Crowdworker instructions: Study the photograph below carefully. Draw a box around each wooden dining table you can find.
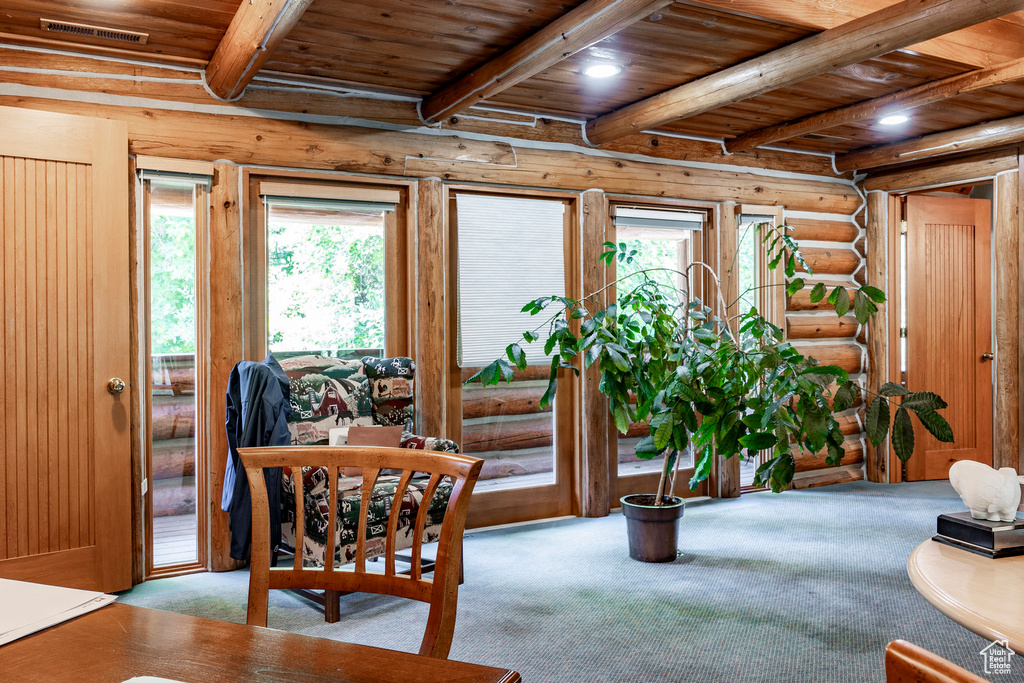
[1,602,522,682]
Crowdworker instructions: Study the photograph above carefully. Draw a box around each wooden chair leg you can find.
[324,589,341,623]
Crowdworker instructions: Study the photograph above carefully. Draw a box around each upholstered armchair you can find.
[274,354,460,570]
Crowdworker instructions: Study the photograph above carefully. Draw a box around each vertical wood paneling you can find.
[25,158,39,556]
[0,156,98,560]
[65,162,81,551]
[56,162,69,551]
[45,160,59,552]
[81,163,94,546]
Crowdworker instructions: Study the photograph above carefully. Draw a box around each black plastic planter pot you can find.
[621,494,685,562]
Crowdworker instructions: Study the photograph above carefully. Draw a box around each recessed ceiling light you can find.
[583,64,622,78]
[879,114,909,125]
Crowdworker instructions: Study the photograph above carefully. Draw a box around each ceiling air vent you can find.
[40,18,149,45]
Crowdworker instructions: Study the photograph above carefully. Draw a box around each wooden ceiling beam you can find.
[835,113,1024,171]
[684,0,1024,68]
[205,0,315,101]
[726,57,1024,153]
[418,0,674,124]
[584,0,1024,146]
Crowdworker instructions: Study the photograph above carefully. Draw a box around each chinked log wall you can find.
[0,44,867,558]
[782,214,869,489]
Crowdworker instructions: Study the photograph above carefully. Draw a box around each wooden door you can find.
[0,106,132,591]
[904,195,992,481]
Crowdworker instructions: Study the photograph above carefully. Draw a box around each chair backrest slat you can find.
[240,445,482,659]
[385,469,416,577]
[410,472,443,582]
[293,468,304,571]
[324,465,338,572]
[355,467,381,572]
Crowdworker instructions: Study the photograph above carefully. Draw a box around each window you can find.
[612,206,705,478]
[258,183,399,359]
[734,210,783,488]
[143,171,209,573]
[456,193,568,492]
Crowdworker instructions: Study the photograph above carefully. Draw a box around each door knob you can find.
[107,377,126,394]
[981,352,995,362]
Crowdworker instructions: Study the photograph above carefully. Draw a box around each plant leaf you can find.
[739,432,776,451]
[879,382,909,397]
[865,397,890,446]
[786,278,805,297]
[809,282,827,303]
[900,391,947,411]
[832,286,850,317]
[913,409,954,443]
[891,406,915,463]
[832,381,860,413]
[506,343,526,370]
[859,285,887,303]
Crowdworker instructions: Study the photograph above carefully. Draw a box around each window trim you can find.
[244,173,413,362]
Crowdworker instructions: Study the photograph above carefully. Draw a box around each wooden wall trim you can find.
[865,191,889,483]
[718,202,741,498]
[208,162,244,572]
[580,189,610,517]
[415,179,447,438]
[994,170,1020,471]
[128,157,145,584]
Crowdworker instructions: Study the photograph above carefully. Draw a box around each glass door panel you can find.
[147,179,203,572]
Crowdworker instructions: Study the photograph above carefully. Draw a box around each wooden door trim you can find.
[445,189,580,528]
[875,168,1020,480]
[241,169,413,360]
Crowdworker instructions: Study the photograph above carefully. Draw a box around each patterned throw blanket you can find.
[280,466,454,567]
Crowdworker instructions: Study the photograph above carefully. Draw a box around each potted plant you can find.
[467,223,953,562]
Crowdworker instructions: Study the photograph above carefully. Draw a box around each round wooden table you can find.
[908,539,1024,651]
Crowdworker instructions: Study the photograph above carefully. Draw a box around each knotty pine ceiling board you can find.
[0,0,238,59]
[263,0,587,93]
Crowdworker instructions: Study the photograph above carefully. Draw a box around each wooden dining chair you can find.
[239,445,483,659]
[885,640,988,683]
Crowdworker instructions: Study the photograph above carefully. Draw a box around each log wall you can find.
[783,211,869,486]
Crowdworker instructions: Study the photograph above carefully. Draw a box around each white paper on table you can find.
[0,577,117,646]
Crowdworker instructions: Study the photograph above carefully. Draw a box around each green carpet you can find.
[120,480,1023,682]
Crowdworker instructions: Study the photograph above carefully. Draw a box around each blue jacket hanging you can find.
[222,353,291,561]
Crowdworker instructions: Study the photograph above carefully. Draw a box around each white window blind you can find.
[613,206,704,231]
[457,194,566,367]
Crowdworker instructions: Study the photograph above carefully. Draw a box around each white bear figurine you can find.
[948,461,1022,523]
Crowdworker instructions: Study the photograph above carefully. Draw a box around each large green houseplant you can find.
[468,223,952,561]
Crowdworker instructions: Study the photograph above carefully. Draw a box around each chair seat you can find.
[281,466,454,568]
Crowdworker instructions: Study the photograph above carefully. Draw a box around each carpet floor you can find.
[121,480,1022,682]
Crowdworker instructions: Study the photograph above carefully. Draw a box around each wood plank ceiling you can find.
[4,0,1024,161]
